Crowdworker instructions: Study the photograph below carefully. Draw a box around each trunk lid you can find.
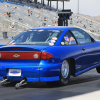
[0,45,50,51]
[0,45,51,62]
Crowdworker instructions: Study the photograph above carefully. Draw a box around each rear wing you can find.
[0,44,6,47]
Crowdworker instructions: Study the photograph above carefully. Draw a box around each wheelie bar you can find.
[15,79,27,89]
[0,79,11,85]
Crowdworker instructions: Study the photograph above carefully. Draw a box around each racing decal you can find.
[70,37,75,41]
[49,42,54,46]
[50,39,56,43]
[64,41,69,45]
[61,42,64,45]
[52,37,58,40]
[69,37,76,45]
[64,36,69,41]
[69,41,76,45]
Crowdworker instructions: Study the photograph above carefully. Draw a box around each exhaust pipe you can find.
[0,79,11,85]
[15,79,27,89]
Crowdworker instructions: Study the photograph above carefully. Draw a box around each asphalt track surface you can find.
[0,39,100,100]
[0,68,100,100]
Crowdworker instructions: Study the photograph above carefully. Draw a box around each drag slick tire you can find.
[47,60,71,86]
[96,67,100,73]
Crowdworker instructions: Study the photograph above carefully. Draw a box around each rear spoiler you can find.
[0,44,6,47]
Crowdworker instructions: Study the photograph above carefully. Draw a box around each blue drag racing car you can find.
[0,26,100,87]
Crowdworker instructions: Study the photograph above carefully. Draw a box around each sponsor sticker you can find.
[64,37,69,41]
[72,41,76,44]
[49,42,54,46]
[50,40,56,43]
[61,42,64,45]
[52,37,58,40]
[65,41,69,45]
[70,37,75,41]
[69,41,76,45]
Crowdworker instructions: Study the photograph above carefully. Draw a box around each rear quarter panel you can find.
[41,45,82,74]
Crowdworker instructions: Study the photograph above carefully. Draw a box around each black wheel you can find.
[59,60,71,85]
[96,67,100,73]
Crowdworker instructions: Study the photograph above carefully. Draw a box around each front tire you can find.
[59,60,71,85]
[96,67,100,73]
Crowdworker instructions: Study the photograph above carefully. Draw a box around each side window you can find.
[70,28,92,44]
[61,31,77,46]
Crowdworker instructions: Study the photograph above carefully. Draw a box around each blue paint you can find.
[0,77,3,80]
[27,78,39,82]
[0,27,100,83]
[27,76,59,82]
[40,76,59,82]
[75,63,100,76]
[0,44,6,47]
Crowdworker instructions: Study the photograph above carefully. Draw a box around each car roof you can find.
[28,26,77,31]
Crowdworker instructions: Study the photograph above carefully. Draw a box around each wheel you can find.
[96,67,100,73]
[47,60,71,86]
[59,60,71,85]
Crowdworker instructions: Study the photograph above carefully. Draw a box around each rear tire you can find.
[59,60,71,85]
[47,60,71,86]
[96,67,100,73]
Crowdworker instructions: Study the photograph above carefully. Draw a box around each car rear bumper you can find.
[0,63,62,82]
[0,76,59,82]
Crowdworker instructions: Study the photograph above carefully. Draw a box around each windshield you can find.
[7,29,63,46]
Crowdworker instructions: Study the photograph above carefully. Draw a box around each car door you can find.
[60,30,82,72]
[70,28,100,70]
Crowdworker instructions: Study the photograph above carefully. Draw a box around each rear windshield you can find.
[7,29,63,46]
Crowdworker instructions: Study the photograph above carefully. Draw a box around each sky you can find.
[38,0,100,16]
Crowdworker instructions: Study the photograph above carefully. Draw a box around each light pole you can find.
[77,0,79,18]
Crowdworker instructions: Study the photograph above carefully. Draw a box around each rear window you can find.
[7,29,63,46]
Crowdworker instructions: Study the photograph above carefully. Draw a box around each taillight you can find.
[0,53,4,59]
[41,52,53,60]
[0,53,2,58]
[0,51,53,60]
